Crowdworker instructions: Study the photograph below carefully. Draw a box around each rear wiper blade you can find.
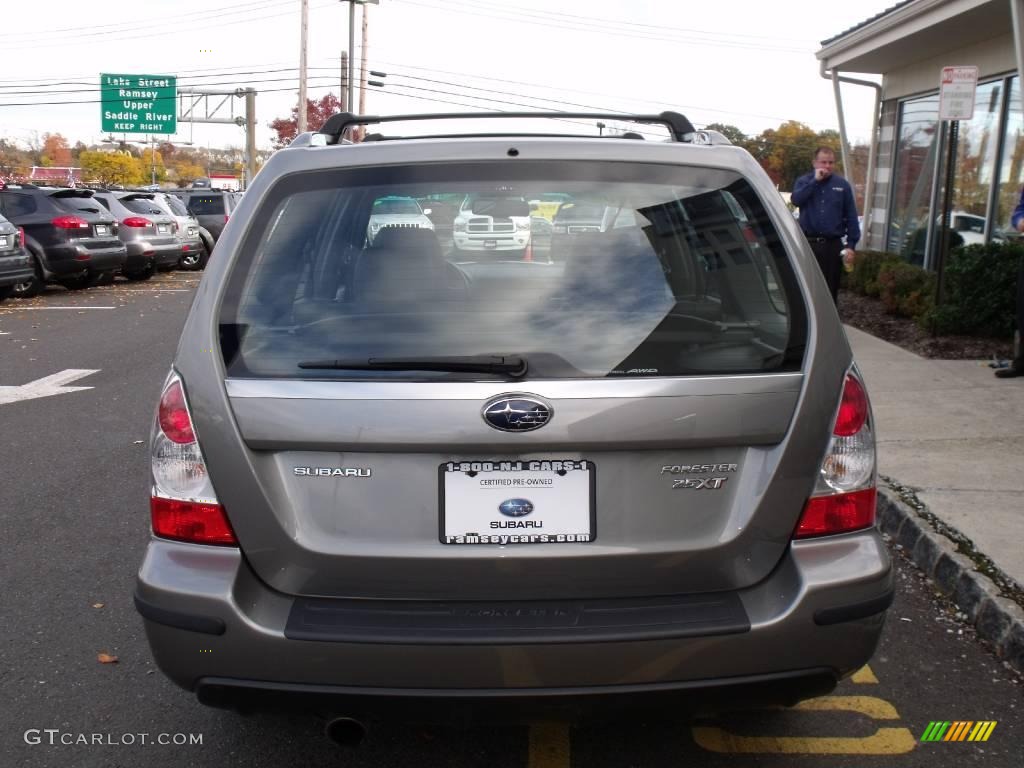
[298,355,528,376]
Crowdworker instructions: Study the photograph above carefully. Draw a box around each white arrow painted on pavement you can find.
[0,369,101,405]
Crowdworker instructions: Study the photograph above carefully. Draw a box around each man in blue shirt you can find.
[791,147,861,304]
[995,189,1024,377]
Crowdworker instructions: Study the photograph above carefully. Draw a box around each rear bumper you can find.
[47,243,127,274]
[193,669,839,722]
[135,529,893,712]
[125,240,181,269]
[0,255,33,287]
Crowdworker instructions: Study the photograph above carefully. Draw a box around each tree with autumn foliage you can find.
[269,93,345,148]
[40,132,72,167]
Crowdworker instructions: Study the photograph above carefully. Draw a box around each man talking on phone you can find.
[791,146,861,305]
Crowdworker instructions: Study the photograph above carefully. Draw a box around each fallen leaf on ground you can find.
[92,603,104,609]
[97,653,118,664]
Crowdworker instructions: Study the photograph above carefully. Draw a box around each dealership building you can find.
[817,0,1024,267]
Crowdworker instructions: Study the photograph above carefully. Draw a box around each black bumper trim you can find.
[195,668,838,720]
[134,593,226,636]
[813,589,895,626]
[285,592,750,645]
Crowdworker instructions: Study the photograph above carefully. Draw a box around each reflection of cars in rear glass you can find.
[452,194,531,257]
[366,196,434,244]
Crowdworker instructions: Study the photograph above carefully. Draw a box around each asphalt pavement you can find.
[0,274,1020,767]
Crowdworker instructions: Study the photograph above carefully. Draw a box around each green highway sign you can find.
[101,73,176,134]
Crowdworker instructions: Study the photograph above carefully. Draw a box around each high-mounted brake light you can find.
[150,372,237,546]
[794,369,877,539]
[51,215,89,229]
[122,217,152,228]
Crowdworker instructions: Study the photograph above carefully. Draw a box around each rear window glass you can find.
[372,197,422,215]
[162,195,189,216]
[53,195,106,215]
[119,197,165,216]
[187,195,225,215]
[2,193,38,217]
[219,161,806,380]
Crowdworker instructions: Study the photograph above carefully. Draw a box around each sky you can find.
[0,0,896,155]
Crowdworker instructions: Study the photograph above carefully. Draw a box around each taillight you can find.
[794,369,877,539]
[150,372,237,546]
[18,226,25,248]
[122,217,152,228]
[224,214,230,224]
[150,497,237,546]
[51,215,89,230]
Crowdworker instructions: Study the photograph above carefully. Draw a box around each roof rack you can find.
[316,111,698,145]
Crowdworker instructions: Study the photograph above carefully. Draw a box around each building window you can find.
[996,75,1023,234]
[888,93,940,264]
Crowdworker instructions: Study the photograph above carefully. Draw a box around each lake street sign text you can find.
[101,73,176,134]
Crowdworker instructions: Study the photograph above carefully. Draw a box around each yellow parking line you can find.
[794,696,899,720]
[528,722,570,768]
[851,665,879,684]
[692,726,917,755]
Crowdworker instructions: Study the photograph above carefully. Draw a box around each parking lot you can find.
[0,273,1020,767]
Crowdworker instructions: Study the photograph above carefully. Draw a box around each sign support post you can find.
[934,65,978,319]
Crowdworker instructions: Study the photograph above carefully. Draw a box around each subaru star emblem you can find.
[498,498,535,517]
[482,396,552,432]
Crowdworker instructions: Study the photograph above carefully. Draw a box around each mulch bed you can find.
[837,289,1014,361]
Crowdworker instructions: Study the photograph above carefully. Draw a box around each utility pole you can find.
[245,88,257,189]
[150,134,156,186]
[358,2,369,117]
[298,0,309,133]
[340,50,349,110]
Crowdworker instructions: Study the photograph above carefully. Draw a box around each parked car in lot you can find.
[366,195,434,245]
[92,191,182,279]
[0,211,33,302]
[136,111,889,737]
[452,192,532,257]
[167,189,241,245]
[0,183,126,296]
[126,191,208,270]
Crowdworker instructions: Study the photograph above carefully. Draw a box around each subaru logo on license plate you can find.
[498,498,534,517]
[482,396,552,432]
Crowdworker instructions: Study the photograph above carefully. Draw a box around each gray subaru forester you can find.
[136,111,891,737]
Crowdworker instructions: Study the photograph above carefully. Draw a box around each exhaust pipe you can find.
[324,716,367,747]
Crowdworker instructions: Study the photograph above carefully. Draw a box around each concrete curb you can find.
[877,485,1024,674]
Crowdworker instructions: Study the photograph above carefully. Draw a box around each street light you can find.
[339,0,379,113]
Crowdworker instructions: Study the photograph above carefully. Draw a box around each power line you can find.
[391,0,814,54]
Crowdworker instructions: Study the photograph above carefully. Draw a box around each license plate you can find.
[157,224,170,234]
[94,225,108,236]
[483,239,497,248]
[440,460,594,545]
[0,235,8,249]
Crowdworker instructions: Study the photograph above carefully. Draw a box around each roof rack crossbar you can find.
[317,111,696,145]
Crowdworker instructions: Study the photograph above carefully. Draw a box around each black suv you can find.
[0,211,33,302]
[166,189,241,245]
[0,183,127,297]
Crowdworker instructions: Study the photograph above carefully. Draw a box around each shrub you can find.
[876,262,936,321]
[846,250,902,297]
[925,242,1020,337]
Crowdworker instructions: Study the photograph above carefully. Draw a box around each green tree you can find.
[79,150,143,186]
[704,123,748,146]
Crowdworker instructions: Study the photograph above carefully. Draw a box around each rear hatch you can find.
[0,216,21,258]
[116,194,178,246]
[48,190,121,249]
[190,155,830,601]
